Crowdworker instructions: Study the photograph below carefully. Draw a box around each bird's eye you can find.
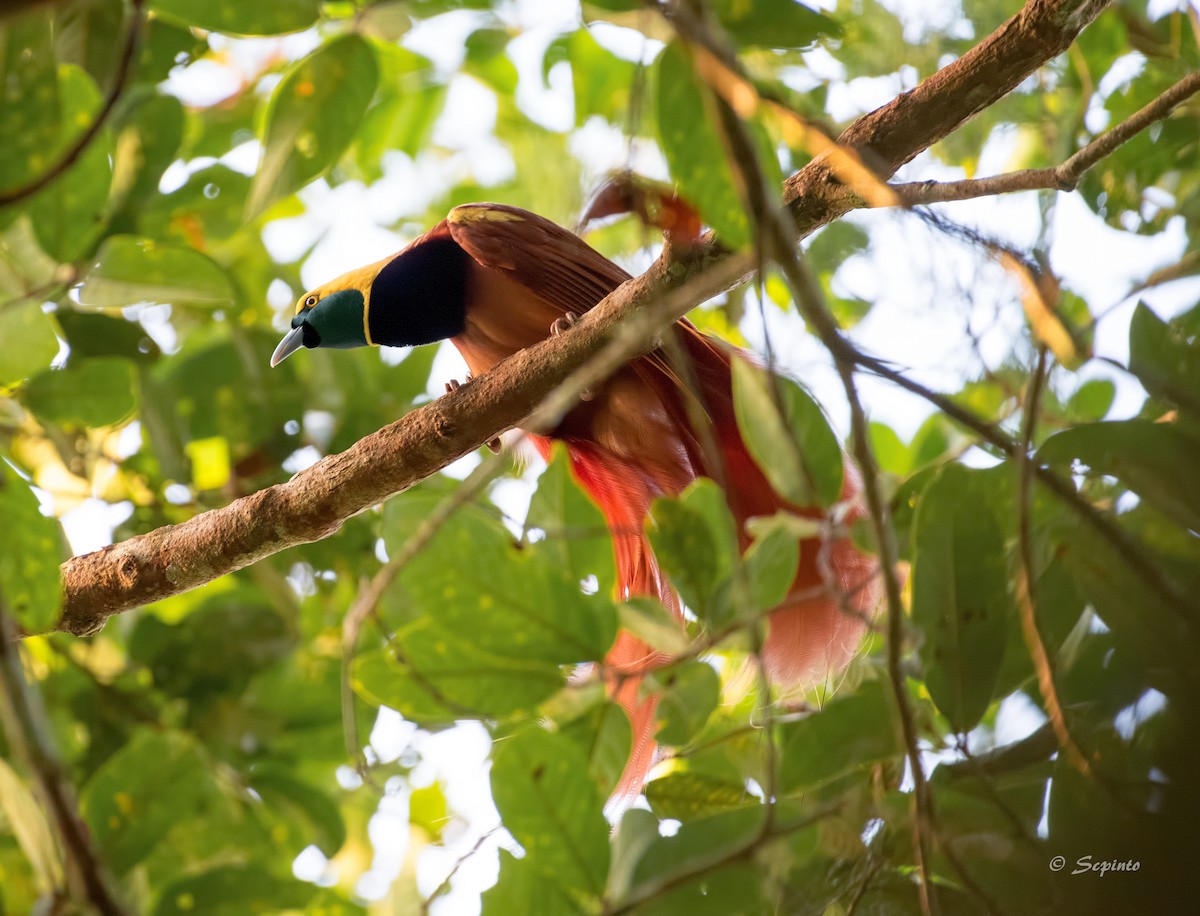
[304,295,318,307]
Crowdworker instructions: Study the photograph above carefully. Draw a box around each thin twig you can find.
[887,71,1200,206]
[0,605,127,914]
[603,803,842,915]
[0,0,146,208]
[1014,347,1092,777]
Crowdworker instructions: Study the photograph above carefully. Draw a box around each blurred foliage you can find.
[0,0,1199,913]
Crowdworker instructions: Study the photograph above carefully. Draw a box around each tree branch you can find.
[785,0,1113,230]
[52,0,1115,634]
[0,604,127,913]
[888,70,1200,206]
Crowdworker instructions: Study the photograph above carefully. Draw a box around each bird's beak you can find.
[270,326,305,367]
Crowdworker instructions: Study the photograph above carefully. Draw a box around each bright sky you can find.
[52,0,1200,911]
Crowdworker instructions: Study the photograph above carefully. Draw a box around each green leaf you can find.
[647,478,738,622]
[78,236,235,308]
[1040,420,1200,534]
[248,771,346,856]
[911,464,1011,732]
[57,312,159,364]
[24,357,137,428]
[27,64,112,261]
[149,0,322,36]
[352,628,565,723]
[743,513,801,612]
[732,357,844,507]
[152,865,316,916]
[1128,302,1200,417]
[482,850,580,916]
[110,91,185,218]
[558,699,633,798]
[0,458,63,632]
[618,596,690,655]
[0,16,60,201]
[551,27,638,127]
[625,806,769,909]
[654,661,721,746]
[645,770,753,821]
[0,301,59,385]
[1064,378,1115,423]
[490,728,610,902]
[382,487,617,665]
[655,41,780,249]
[0,759,60,894]
[526,442,616,596]
[777,680,901,792]
[81,729,212,875]
[869,421,911,475]
[246,34,379,217]
[711,0,840,49]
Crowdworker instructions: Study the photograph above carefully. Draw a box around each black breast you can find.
[368,232,471,347]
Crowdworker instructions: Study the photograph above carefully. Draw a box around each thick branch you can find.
[55,0,1113,633]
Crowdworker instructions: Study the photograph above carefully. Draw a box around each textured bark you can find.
[54,0,1111,636]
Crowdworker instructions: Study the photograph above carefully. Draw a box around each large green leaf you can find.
[655,41,781,250]
[1128,302,1200,418]
[647,478,738,623]
[526,442,616,596]
[776,679,901,792]
[0,301,59,385]
[710,0,840,49]
[1040,420,1200,534]
[654,661,722,746]
[78,236,235,308]
[911,464,1011,732]
[352,628,566,723]
[27,64,111,260]
[149,0,322,36]
[490,728,610,903]
[0,15,60,204]
[81,729,212,875]
[24,357,137,428]
[0,457,63,632]
[732,357,843,508]
[246,35,379,216]
[383,485,617,665]
[152,865,317,916]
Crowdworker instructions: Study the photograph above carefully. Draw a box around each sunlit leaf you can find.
[0,457,63,632]
[24,357,137,428]
[246,34,378,216]
[78,236,235,308]
[491,728,610,902]
[149,0,322,36]
[732,358,843,507]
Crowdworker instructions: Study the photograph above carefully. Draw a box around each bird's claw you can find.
[444,375,502,453]
[550,313,580,337]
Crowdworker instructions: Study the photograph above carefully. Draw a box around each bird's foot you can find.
[548,315,595,401]
[443,376,501,453]
[549,313,580,337]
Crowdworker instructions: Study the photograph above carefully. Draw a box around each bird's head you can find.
[270,258,388,367]
[270,236,470,368]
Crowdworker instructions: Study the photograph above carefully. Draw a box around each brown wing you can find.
[447,203,632,318]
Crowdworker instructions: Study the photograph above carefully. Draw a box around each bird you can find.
[271,199,879,792]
